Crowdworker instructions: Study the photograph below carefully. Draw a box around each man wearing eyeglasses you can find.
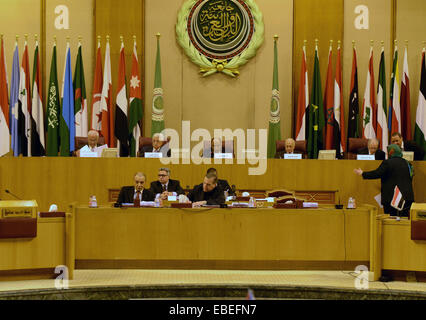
[116,172,155,205]
[149,167,185,200]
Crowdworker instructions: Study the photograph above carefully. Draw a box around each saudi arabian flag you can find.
[129,39,143,157]
[414,49,426,159]
[46,43,60,156]
[151,35,165,136]
[267,37,281,158]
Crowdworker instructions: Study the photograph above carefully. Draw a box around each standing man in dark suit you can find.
[116,172,155,205]
[354,144,414,217]
[206,167,234,195]
[357,138,386,160]
[188,173,225,207]
[149,167,185,200]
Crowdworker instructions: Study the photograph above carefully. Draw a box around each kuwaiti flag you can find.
[10,41,20,156]
[377,46,388,153]
[73,39,88,137]
[0,36,9,156]
[389,45,401,135]
[391,185,405,211]
[324,42,334,150]
[18,39,32,156]
[400,46,412,140]
[100,39,114,147]
[295,43,308,141]
[362,46,376,139]
[129,38,143,157]
[59,42,75,156]
[414,48,426,160]
[31,39,45,156]
[333,42,345,154]
[91,38,103,132]
[114,41,129,157]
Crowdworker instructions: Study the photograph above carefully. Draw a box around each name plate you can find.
[357,154,375,160]
[214,153,233,159]
[145,152,163,158]
[80,150,98,158]
[284,154,302,160]
[168,196,177,202]
[416,211,426,220]
[2,208,33,218]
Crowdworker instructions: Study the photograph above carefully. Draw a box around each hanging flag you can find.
[59,42,75,156]
[46,41,60,156]
[74,39,88,137]
[18,38,32,156]
[348,44,360,140]
[333,41,345,155]
[0,36,9,156]
[267,36,281,158]
[389,44,401,135]
[91,37,103,133]
[115,39,129,157]
[414,48,426,160]
[151,34,165,136]
[100,37,114,147]
[324,41,334,150]
[10,40,20,156]
[307,41,325,159]
[377,44,388,153]
[362,44,376,139]
[129,37,143,157]
[295,42,309,141]
[400,45,412,141]
[31,37,45,156]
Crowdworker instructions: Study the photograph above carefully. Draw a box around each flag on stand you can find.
[0,36,9,156]
[400,46,412,140]
[59,42,75,156]
[46,41,60,156]
[377,45,388,153]
[100,38,114,147]
[389,44,401,135]
[74,39,88,137]
[267,36,281,158]
[129,37,143,157]
[18,38,32,156]
[151,34,165,136]
[362,45,376,139]
[307,41,325,159]
[31,38,45,156]
[91,37,103,133]
[414,48,426,160]
[324,42,334,150]
[333,42,345,155]
[348,44,360,140]
[10,40,20,156]
[295,42,308,141]
[115,40,129,157]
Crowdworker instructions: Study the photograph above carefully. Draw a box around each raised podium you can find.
[0,200,38,239]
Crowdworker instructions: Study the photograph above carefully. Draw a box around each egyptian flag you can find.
[0,36,9,156]
[100,38,114,147]
[400,46,412,140]
[333,42,345,155]
[295,42,308,141]
[114,41,129,157]
[91,38,103,133]
[31,38,45,156]
[18,39,32,156]
[324,42,335,150]
[348,45,360,140]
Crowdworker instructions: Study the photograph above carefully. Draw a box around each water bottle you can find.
[89,195,97,208]
[347,197,354,209]
[155,197,160,208]
[248,197,255,208]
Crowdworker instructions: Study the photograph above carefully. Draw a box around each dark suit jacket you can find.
[149,179,185,195]
[404,140,425,161]
[217,179,234,195]
[139,145,171,157]
[357,147,386,160]
[116,186,155,204]
[187,184,225,205]
[362,157,414,205]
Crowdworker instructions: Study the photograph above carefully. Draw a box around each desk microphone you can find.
[5,189,22,200]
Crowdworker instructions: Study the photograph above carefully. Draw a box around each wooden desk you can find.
[73,204,373,270]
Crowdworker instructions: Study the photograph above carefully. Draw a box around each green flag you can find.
[46,44,60,156]
[151,35,165,136]
[307,44,325,159]
[73,42,88,137]
[129,40,143,157]
[267,38,281,158]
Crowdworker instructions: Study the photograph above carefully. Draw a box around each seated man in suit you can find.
[275,138,300,158]
[116,172,155,205]
[206,167,234,195]
[149,167,185,200]
[357,138,386,160]
[76,130,107,157]
[139,133,171,157]
[187,173,225,207]
[391,132,425,160]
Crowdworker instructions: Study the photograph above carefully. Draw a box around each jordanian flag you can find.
[115,41,129,157]
[414,48,426,160]
[377,46,388,153]
[46,42,60,156]
[151,35,165,136]
[31,39,45,156]
[74,40,88,137]
[267,37,281,158]
[0,36,9,157]
[129,38,143,157]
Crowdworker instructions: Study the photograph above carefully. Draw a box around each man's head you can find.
[87,130,99,148]
[152,133,165,150]
[285,138,296,154]
[391,132,403,148]
[158,167,170,185]
[212,137,222,153]
[203,173,218,193]
[134,172,146,192]
[206,167,217,177]
[368,138,379,155]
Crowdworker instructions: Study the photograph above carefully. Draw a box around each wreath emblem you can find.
[176,0,264,77]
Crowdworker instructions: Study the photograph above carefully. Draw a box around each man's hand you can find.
[192,201,207,207]
[160,192,168,200]
[353,168,363,176]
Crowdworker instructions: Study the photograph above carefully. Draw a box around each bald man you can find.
[77,130,108,157]
[116,172,155,205]
[275,138,299,158]
[357,138,385,160]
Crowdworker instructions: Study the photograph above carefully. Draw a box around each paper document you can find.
[374,193,383,208]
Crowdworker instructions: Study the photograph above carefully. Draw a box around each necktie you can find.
[134,191,141,207]
[162,184,167,192]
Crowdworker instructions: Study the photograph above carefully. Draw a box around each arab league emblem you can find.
[176,0,264,77]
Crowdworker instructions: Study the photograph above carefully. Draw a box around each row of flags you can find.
[268,40,426,159]
[0,36,165,157]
